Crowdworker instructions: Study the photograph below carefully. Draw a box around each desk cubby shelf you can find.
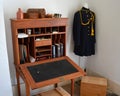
[11,18,68,65]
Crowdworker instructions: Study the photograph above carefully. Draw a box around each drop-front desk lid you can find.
[19,56,86,89]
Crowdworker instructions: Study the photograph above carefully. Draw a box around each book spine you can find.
[52,45,56,58]
[55,44,61,57]
[60,43,63,56]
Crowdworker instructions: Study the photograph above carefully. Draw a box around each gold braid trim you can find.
[80,10,95,36]
[91,14,94,36]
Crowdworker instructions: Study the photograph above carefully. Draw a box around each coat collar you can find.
[81,7,90,11]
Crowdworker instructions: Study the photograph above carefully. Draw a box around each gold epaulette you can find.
[80,10,95,36]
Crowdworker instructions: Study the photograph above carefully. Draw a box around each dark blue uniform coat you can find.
[73,7,96,56]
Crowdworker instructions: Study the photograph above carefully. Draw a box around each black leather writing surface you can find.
[27,59,78,82]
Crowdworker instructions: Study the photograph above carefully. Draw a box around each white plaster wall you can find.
[0,0,13,95]
[3,0,87,84]
[86,0,120,94]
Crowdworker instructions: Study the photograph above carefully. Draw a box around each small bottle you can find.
[27,29,31,35]
[16,8,23,19]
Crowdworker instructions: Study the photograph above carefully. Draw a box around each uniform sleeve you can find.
[73,12,81,46]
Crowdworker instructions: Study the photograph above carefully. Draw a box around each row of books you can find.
[52,43,64,58]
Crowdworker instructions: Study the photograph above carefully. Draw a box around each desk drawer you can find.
[35,39,52,47]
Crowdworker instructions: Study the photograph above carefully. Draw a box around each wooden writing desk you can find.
[17,56,85,96]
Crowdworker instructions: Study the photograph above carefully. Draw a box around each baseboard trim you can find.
[87,68,120,95]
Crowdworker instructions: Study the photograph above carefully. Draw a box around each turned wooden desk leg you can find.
[25,81,30,96]
[71,79,74,96]
[16,70,21,96]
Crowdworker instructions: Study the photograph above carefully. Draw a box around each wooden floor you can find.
[62,82,80,96]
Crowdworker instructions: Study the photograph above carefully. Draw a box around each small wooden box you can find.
[36,87,70,96]
[80,76,107,96]
[28,12,39,19]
